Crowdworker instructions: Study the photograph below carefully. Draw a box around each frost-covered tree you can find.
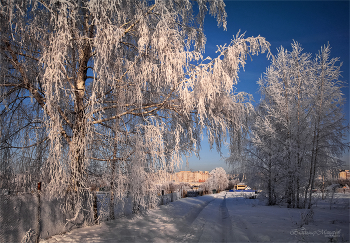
[247,42,349,208]
[207,167,228,191]
[250,42,314,206]
[0,0,270,221]
[303,44,349,208]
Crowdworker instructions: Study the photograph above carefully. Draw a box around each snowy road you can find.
[42,191,349,242]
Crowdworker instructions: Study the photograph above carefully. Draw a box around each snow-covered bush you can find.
[206,167,229,192]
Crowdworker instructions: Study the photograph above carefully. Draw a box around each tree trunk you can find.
[268,177,273,205]
[308,146,318,209]
[322,174,325,200]
[303,145,315,208]
[303,119,319,209]
[296,175,300,208]
[109,158,116,220]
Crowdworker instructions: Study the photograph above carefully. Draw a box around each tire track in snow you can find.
[195,195,223,243]
[180,193,234,243]
[220,193,233,242]
[179,197,214,242]
[231,214,259,242]
[174,196,215,242]
[227,197,260,242]
[183,197,215,226]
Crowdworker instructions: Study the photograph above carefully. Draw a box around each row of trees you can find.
[0,0,270,223]
[236,42,349,208]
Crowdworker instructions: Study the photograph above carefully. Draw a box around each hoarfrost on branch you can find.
[0,0,270,219]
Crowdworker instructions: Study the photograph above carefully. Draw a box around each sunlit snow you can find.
[41,191,349,242]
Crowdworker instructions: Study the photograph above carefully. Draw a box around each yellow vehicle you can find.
[235,183,247,190]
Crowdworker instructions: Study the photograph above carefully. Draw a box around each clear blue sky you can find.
[180,0,350,173]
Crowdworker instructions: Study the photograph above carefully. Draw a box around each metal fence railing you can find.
[0,189,181,242]
[0,187,98,243]
[0,192,61,243]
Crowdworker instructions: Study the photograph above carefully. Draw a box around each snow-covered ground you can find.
[41,192,349,242]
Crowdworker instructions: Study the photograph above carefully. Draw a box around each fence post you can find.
[161,190,164,205]
[36,182,41,243]
[109,191,115,221]
[93,192,98,224]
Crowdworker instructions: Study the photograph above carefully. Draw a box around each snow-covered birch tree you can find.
[247,42,349,208]
[253,42,313,207]
[0,0,270,221]
[303,43,349,208]
[206,167,228,191]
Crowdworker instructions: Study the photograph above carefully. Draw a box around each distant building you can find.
[168,171,210,183]
[316,168,341,181]
[339,170,350,180]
